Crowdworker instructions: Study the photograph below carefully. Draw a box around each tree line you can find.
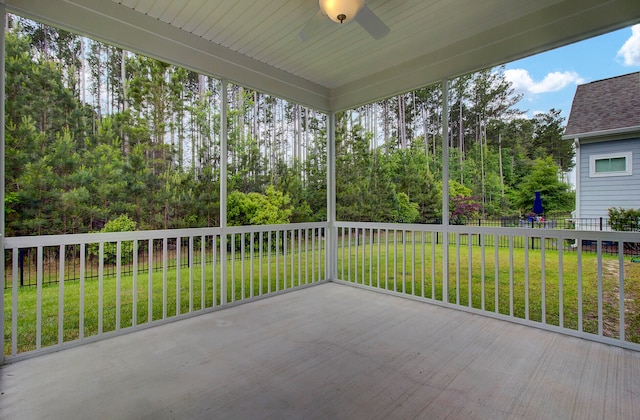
[4,16,574,237]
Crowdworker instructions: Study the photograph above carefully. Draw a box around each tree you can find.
[227,186,292,226]
[512,157,574,215]
[531,109,574,172]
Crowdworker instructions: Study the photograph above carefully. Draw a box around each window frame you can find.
[589,151,632,177]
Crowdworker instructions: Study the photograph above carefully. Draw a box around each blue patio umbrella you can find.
[533,191,544,215]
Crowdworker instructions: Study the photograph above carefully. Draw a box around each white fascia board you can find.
[562,126,640,141]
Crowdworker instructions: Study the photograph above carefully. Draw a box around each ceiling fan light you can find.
[319,0,365,24]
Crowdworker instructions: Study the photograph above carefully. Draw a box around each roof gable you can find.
[564,72,640,138]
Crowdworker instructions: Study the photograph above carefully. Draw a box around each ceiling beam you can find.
[3,0,331,111]
[329,0,640,111]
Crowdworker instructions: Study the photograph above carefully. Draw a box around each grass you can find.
[4,248,324,355]
[4,239,640,356]
[337,235,640,342]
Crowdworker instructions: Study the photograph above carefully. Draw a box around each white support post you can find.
[220,81,228,304]
[326,112,337,281]
[0,4,6,365]
[441,79,450,304]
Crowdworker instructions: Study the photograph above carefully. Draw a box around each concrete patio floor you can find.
[1,282,639,419]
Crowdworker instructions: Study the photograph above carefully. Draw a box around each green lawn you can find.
[5,240,640,356]
[4,248,324,355]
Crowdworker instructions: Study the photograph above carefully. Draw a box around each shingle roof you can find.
[564,72,640,137]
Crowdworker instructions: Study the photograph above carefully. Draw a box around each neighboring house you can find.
[563,72,640,230]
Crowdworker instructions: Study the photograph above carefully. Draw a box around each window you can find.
[589,152,632,177]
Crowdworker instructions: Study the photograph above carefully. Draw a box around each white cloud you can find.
[617,24,640,66]
[504,69,584,94]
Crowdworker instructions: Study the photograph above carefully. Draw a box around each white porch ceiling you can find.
[3,0,640,112]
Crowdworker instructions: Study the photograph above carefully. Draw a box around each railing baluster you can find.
[189,236,194,312]
[369,228,373,287]
[80,243,86,339]
[524,234,529,320]
[259,231,263,295]
[597,240,603,336]
[292,229,296,286]
[231,234,236,301]
[421,231,425,298]
[133,240,138,326]
[386,229,390,291]
[577,239,582,332]
[116,241,122,330]
[541,236,546,325]
[250,232,255,298]
[456,233,460,305]
[98,242,104,334]
[362,228,367,284]
[619,240,625,341]
[468,234,472,308]
[201,235,206,309]
[376,228,381,289]
[298,229,302,288]
[348,228,352,283]
[36,246,43,349]
[176,237,181,315]
[509,236,514,317]
[320,228,324,281]
[282,230,287,290]
[148,239,153,322]
[558,235,563,328]
[275,231,280,291]
[494,234,498,313]
[313,228,317,283]
[393,229,398,292]
[480,234,485,311]
[340,227,344,281]
[268,231,272,292]
[12,247,19,355]
[241,232,246,298]
[162,238,168,320]
[402,230,406,294]
[212,234,218,306]
[431,231,436,299]
[412,231,416,296]
[355,228,359,284]
[58,244,65,345]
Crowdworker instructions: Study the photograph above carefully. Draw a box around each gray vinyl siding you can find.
[579,138,640,219]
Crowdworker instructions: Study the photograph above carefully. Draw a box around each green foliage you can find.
[512,157,574,215]
[5,17,586,235]
[228,186,292,226]
[608,207,640,232]
[89,215,137,264]
[393,192,419,223]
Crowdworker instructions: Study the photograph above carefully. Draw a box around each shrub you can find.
[89,214,137,264]
[608,207,640,232]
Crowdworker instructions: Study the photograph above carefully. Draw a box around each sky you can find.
[503,24,640,122]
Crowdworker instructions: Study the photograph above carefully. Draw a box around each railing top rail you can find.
[334,221,445,231]
[4,222,329,248]
[335,221,640,241]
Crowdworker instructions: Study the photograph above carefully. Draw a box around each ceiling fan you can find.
[299,0,390,42]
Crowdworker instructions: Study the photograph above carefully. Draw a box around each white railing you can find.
[3,223,327,361]
[4,220,640,360]
[334,222,640,351]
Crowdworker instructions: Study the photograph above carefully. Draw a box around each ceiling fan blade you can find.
[299,10,326,42]
[355,5,389,40]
